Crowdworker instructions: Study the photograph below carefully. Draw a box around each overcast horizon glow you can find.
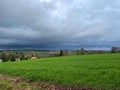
[0,0,120,50]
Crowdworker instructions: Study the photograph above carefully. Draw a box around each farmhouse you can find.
[31,54,38,60]
[31,56,37,60]
[0,59,3,62]
[15,58,21,61]
[111,47,120,53]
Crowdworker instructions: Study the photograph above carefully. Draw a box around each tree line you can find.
[0,51,31,62]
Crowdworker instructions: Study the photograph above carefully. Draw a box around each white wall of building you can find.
[0,59,3,62]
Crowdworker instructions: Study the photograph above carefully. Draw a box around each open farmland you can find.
[0,54,120,90]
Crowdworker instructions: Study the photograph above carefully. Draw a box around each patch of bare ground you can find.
[0,74,108,90]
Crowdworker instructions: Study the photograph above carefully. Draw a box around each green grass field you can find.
[0,54,120,89]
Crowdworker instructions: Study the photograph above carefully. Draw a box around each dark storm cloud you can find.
[0,0,120,50]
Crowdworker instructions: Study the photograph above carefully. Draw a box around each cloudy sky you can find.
[0,0,120,50]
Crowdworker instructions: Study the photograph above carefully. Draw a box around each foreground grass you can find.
[0,78,30,90]
[0,74,41,90]
[0,54,120,89]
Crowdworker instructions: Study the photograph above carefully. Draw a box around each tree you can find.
[60,49,63,56]
[76,49,81,55]
[81,48,85,55]
[19,53,25,60]
[11,53,16,61]
[1,53,7,62]
[111,47,116,53]
[0,53,11,62]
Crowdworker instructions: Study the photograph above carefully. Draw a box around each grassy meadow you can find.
[0,53,120,89]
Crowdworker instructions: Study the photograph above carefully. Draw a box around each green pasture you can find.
[0,54,120,89]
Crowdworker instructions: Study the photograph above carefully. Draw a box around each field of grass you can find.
[0,53,120,89]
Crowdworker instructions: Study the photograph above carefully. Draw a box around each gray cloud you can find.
[0,0,120,50]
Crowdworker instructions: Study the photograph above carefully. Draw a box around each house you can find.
[31,56,37,60]
[0,59,3,62]
[15,58,21,61]
[111,47,120,53]
[31,53,38,60]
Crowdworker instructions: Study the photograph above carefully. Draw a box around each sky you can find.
[0,0,120,50]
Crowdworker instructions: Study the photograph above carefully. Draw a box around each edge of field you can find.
[0,73,103,90]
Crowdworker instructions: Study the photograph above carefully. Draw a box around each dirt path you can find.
[0,74,101,90]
